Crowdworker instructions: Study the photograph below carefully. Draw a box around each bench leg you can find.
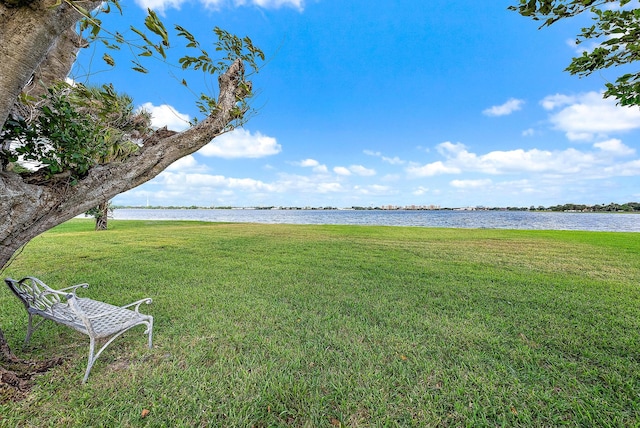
[147,317,153,349]
[24,314,34,346]
[83,337,97,384]
[82,319,154,383]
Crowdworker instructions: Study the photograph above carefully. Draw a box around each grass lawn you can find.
[1,219,639,426]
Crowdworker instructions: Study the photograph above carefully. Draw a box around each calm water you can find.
[113,209,640,232]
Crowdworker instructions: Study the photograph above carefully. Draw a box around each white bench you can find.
[5,276,153,383]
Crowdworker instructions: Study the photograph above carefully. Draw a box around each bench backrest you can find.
[5,277,62,313]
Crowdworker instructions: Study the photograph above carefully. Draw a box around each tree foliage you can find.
[509,0,640,106]
[1,83,148,183]
[1,0,264,184]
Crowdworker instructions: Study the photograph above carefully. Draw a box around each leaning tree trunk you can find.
[0,57,247,267]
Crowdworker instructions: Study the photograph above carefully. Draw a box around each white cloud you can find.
[565,38,601,55]
[604,159,640,176]
[134,0,186,14]
[413,186,429,196]
[353,184,393,196]
[406,161,461,177]
[540,94,576,110]
[522,128,535,137]
[199,129,281,159]
[383,156,405,165]
[159,171,276,192]
[237,0,304,8]
[334,165,375,176]
[167,155,198,171]
[594,139,636,156]
[450,179,492,189]
[349,165,376,176]
[407,140,636,179]
[542,91,640,140]
[298,158,320,167]
[275,173,344,194]
[364,150,406,165]
[139,102,190,131]
[483,98,524,117]
[295,158,328,173]
[135,0,304,13]
[333,166,351,176]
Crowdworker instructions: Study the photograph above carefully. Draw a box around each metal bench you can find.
[5,276,153,383]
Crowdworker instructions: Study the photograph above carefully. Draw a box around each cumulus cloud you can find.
[407,140,640,181]
[349,165,376,176]
[135,0,303,13]
[406,161,461,177]
[450,179,492,189]
[295,158,328,173]
[483,98,524,117]
[237,0,304,8]
[541,91,640,140]
[275,173,344,194]
[159,171,276,192]
[593,139,636,156]
[364,150,406,165]
[139,102,190,131]
[565,38,601,55]
[353,184,393,196]
[413,186,429,196]
[332,164,375,176]
[604,159,640,176]
[167,155,198,171]
[133,0,186,14]
[333,166,351,176]
[199,129,281,159]
[298,159,320,167]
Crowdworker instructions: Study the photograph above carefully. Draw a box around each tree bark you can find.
[95,201,109,231]
[0,0,101,128]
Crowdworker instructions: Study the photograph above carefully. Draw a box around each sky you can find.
[72,0,640,208]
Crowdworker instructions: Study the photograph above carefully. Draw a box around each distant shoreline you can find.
[113,204,640,214]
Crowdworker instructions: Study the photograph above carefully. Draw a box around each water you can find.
[112,209,640,232]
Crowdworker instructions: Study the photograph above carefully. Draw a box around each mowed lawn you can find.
[1,219,639,426]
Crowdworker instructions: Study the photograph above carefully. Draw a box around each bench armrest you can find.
[59,283,89,295]
[119,298,153,313]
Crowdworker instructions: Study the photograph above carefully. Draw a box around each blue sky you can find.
[73,0,640,208]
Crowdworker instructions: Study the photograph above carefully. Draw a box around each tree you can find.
[510,0,640,106]
[0,0,262,395]
[86,201,114,231]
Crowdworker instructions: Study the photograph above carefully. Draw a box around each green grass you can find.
[1,219,639,427]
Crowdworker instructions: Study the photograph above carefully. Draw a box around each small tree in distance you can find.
[86,201,114,231]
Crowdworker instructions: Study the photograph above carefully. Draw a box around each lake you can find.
[112,209,640,232]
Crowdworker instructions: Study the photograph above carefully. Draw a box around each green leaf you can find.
[102,53,116,67]
[144,9,170,47]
